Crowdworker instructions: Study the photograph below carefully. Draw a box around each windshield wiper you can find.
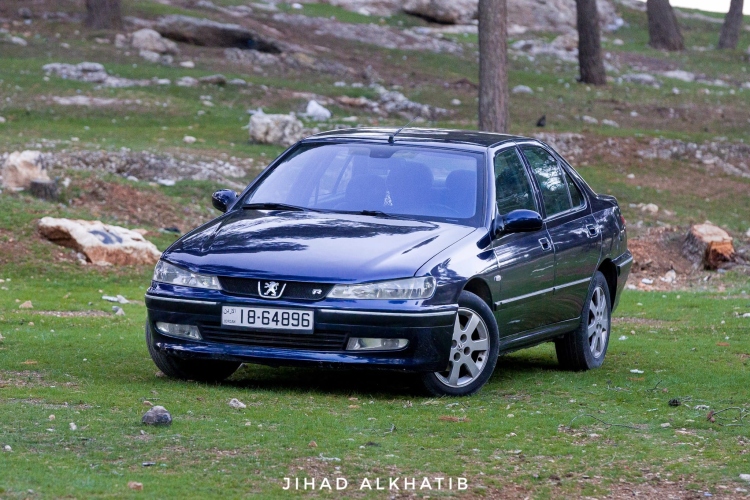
[243,202,313,212]
[346,210,416,220]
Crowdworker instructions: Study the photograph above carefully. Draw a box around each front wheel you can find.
[555,271,612,371]
[146,323,241,382]
[421,291,500,396]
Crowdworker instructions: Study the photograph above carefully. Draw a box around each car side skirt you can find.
[498,317,580,355]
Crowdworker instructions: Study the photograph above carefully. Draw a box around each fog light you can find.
[155,322,202,340]
[346,337,408,351]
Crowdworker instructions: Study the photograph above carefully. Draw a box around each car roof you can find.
[305,127,531,149]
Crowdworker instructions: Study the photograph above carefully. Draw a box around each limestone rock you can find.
[248,112,306,147]
[142,405,172,426]
[682,223,735,270]
[38,217,162,266]
[199,74,227,85]
[156,15,281,52]
[1,151,50,190]
[131,28,179,55]
[305,100,332,121]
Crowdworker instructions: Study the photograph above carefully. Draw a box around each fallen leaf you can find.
[348,397,358,401]
[21,360,38,365]
[308,441,317,448]
[628,377,645,382]
[347,404,360,409]
[127,481,143,491]
[19,301,33,309]
[716,342,730,347]
[707,410,716,423]
[142,400,153,406]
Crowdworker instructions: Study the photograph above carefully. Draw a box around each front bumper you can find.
[145,287,457,372]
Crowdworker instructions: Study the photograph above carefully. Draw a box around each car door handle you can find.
[539,237,552,251]
[586,224,599,237]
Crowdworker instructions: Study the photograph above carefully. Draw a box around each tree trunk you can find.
[576,0,606,85]
[478,0,509,133]
[718,0,744,49]
[647,0,684,51]
[85,0,122,30]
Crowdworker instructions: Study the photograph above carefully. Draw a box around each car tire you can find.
[421,291,500,397]
[555,271,612,371]
[146,323,241,382]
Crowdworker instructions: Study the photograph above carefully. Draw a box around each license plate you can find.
[221,306,313,332]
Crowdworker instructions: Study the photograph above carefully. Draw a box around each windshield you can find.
[244,143,486,226]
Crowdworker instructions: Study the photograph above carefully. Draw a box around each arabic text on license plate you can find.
[221,306,313,332]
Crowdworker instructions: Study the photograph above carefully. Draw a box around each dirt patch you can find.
[612,317,675,327]
[0,371,78,389]
[25,310,111,318]
[68,178,208,231]
[616,52,679,73]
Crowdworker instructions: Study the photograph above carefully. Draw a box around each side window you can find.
[563,170,584,208]
[494,148,537,215]
[522,146,572,217]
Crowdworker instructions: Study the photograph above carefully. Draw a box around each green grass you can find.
[0,266,749,498]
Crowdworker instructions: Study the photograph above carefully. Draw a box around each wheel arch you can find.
[597,259,617,309]
[462,277,493,310]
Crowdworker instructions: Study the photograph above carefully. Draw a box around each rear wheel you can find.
[146,323,241,382]
[555,271,611,371]
[421,291,499,396]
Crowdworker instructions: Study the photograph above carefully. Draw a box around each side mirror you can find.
[494,209,543,237]
[212,189,238,213]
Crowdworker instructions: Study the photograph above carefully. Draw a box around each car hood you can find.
[163,210,477,283]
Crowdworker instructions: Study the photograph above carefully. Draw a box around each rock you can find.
[199,74,227,85]
[640,278,653,285]
[156,15,281,52]
[403,0,477,24]
[0,116,5,123]
[228,78,247,86]
[602,119,619,128]
[582,115,598,125]
[1,151,50,190]
[683,223,735,270]
[3,445,11,452]
[746,228,750,238]
[374,86,448,120]
[305,100,332,121]
[512,85,534,94]
[622,73,658,85]
[142,406,172,426]
[8,36,28,47]
[127,481,144,491]
[229,398,247,409]
[179,61,195,68]
[18,7,33,19]
[740,474,750,483]
[641,203,659,214]
[662,70,695,82]
[19,301,33,309]
[131,28,179,55]
[451,98,461,106]
[103,295,129,304]
[69,422,77,431]
[176,76,199,87]
[38,217,162,266]
[157,179,176,186]
[248,112,307,147]
[138,49,161,63]
[660,269,677,283]
[113,306,125,316]
[660,422,671,428]
[183,135,197,144]
[43,62,150,88]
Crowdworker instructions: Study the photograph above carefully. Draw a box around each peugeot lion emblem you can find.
[258,280,286,299]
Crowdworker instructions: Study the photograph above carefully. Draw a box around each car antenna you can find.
[388,117,417,144]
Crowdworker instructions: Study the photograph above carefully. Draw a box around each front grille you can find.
[200,325,347,351]
[218,277,334,301]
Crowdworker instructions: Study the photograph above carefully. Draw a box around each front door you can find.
[490,148,555,336]
[521,145,601,324]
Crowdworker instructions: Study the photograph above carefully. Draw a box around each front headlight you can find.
[328,277,436,300]
[153,260,221,290]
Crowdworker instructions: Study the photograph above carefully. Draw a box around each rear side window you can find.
[563,170,584,207]
[494,148,536,214]
[521,146,571,217]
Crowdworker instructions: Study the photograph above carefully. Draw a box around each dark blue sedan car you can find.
[145,128,632,396]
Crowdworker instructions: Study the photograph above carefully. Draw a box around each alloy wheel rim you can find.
[436,307,490,388]
[588,286,609,358]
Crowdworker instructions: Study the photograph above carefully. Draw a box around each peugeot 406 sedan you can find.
[145,128,632,396]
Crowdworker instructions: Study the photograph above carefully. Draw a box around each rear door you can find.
[490,147,555,336]
[520,145,601,324]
